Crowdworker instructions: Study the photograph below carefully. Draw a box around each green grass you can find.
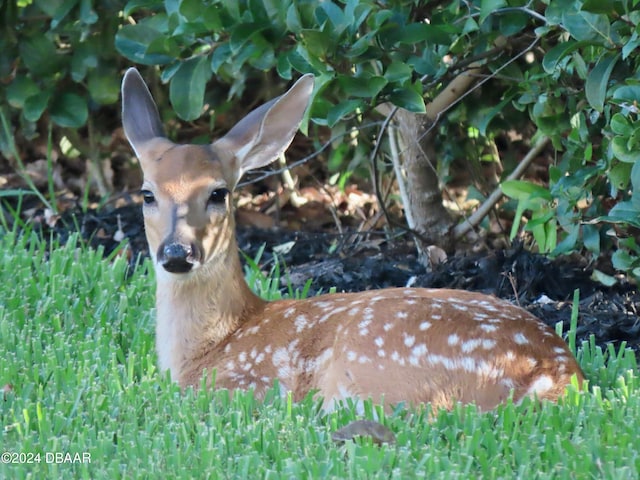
[0,230,638,479]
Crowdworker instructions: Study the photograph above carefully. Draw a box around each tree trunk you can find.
[393,63,484,261]
[394,110,453,252]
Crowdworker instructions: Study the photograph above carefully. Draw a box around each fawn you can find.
[121,68,583,412]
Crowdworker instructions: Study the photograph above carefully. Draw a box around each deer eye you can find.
[208,188,229,206]
[140,189,156,205]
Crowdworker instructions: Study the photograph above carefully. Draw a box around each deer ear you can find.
[121,68,166,157]
[213,74,314,187]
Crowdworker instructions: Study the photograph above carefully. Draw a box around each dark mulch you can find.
[32,202,640,356]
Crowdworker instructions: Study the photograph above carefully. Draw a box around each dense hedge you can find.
[2,0,640,282]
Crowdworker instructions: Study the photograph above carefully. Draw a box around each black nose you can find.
[160,243,193,273]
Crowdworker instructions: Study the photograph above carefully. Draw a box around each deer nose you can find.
[160,242,194,273]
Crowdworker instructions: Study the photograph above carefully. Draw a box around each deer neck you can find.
[154,238,266,381]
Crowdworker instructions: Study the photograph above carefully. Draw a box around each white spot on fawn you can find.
[315,348,334,372]
[374,337,384,347]
[359,318,372,333]
[294,315,308,332]
[396,311,408,319]
[514,333,530,345]
[419,321,431,331]
[526,375,554,397]
[403,333,415,348]
[447,334,460,346]
[461,338,482,353]
[482,339,496,350]
[480,324,498,333]
[412,344,428,357]
[347,351,357,362]
[246,325,260,335]
[451,303,468,311]
[383,322,394,332]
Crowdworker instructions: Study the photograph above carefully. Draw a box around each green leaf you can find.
[50,93,88,128]
[612,85,640,103]
[79,0,98,25]
[612,249,636,271]
[581,0,615,14]
[316,1,347,36]
[501,180,553,201]
[562,9,610,42]
[585,53,619,112]
[388,88,426,113]
[70,40,99,81]
[631,157,640,191]
[327,99,363,127]
[230,24,266,53]
[338,76,388,98]
[611,136,639,163]
[393,23,452,46]
[542,40,590,74]
[582,224,600,255]
[169,57,212,121]
[123,0,159,17]
[477,95,513,136]
[19,36,63,77]
[610,113,632,136]
[384,62,412,83]
[23,91,51,123]
[115,24,174,65]
[180,0,207,21]
[608,162,632,190]
[35,0,78,28]
[605,201,640,227]
[87,70,120,105]
[299,29,333,57]
[6,77,40,109]
[622,30,640,60]
[276,54,292,79]
[286,4,302,32]
[480,0,507,24]
[591,269,617,286]
[552,225,579,256]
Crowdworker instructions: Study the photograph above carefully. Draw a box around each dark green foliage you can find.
[3,0,640,281]
[1,0,126,129]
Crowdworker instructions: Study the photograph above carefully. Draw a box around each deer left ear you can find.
[213,74,315,188]
[121,68,167,158]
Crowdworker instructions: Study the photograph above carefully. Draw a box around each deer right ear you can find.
[121,68,166,157]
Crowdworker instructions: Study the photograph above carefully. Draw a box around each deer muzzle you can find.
[157,241,200,273]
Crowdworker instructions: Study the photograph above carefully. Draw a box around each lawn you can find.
[0,229,638,479]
